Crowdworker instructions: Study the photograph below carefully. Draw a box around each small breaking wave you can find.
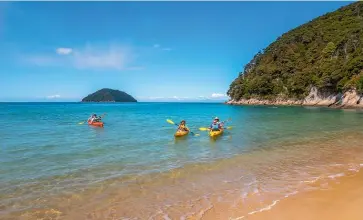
[300,176,322,184]
[248,199,280,215]
[328,173,345,179]
[284,190,298,198]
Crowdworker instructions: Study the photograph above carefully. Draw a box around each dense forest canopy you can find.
[228,2,363,101]
[82,88,137,102]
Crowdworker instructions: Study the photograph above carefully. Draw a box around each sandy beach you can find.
[15,131,363,220]
[245,169,363,220]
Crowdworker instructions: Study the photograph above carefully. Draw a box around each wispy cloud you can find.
[211,93,227,98]
[197,96,209,100]
[72,45,131,70]
[139,93,227,102]
[46,94,61,99]
[153,43,172,52]
[23,44,140,71]
[56,47,73,55]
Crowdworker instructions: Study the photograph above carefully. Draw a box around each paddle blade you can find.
[166,119,176,125]
[199,127,209,131]
[190,131,200,136]
[78,121,85,125]
[226,126,233,130]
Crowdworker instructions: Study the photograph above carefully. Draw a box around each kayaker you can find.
[88,114,95,123]
[210,117,222,131]
[88,114,102,123]
[178,120,189,132]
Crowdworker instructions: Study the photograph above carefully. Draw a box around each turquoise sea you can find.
[1,102,363,219]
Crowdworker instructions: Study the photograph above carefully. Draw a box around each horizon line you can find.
[0,101,227,104]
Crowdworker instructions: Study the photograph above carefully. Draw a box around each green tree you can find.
[228,2,363,101]
[322,42,336,56]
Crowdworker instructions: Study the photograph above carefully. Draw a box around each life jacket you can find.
[180,124,187,129]
[211,122,220,129]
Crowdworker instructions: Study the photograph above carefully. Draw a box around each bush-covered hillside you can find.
[82,88,137,102]
[228,2,363,101]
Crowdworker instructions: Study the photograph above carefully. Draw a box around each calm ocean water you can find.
[2,102,363,219]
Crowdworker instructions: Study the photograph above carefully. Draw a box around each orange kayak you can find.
[88,121,104,127]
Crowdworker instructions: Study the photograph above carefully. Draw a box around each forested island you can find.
[81,88,137,103]
[227,2,363,108]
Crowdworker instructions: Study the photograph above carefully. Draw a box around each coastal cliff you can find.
[227,86,363,108]
[227,2,363,108]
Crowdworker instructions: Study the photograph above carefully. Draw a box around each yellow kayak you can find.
[174,129,190,137]
[209,128,224,138]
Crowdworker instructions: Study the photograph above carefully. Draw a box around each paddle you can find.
[166,119,200,136]
[199,126,233,131]
[79,113,107,125]
[199,118,233,131]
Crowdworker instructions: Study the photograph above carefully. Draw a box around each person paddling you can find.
[88,114,102,123]
[210,117,223,131]
[178,120,189,132]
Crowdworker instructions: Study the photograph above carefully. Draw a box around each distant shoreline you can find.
[225,101,363,110]
[226,87,363,110]
[0,101,227,104]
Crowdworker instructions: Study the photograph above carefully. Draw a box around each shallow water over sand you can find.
[1,103,363,219]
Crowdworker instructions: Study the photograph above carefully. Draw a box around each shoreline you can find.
[226,87,363,109]
[225,101,363,110]
[242,169,363,220]
[12,131,363,220]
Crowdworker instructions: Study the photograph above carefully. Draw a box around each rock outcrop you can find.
[81,88,137,102]
[227,87,363,108]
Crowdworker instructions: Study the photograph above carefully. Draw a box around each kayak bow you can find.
[174,129,190,137]
[88,121,104,127]
[209,128,224,138]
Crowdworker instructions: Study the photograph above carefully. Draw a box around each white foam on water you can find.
[148,209,166,220]
[223,180,233,183]
[300,176,321,184]
[284,190,298,198]
[348,167,360,172]
[248,199,280,215]
[328,173,345,179]
[223,175,245,184]
[197,204,214,219]
[229,216,245,220]
[330,163,344,167]
[245,179,257,186]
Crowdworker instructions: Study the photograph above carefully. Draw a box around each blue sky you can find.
[0,1,353,102]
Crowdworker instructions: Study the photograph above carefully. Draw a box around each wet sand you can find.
[245,170,363,220]
[9,132,363,220]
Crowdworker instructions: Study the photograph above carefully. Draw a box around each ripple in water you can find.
[1,103,363,219]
